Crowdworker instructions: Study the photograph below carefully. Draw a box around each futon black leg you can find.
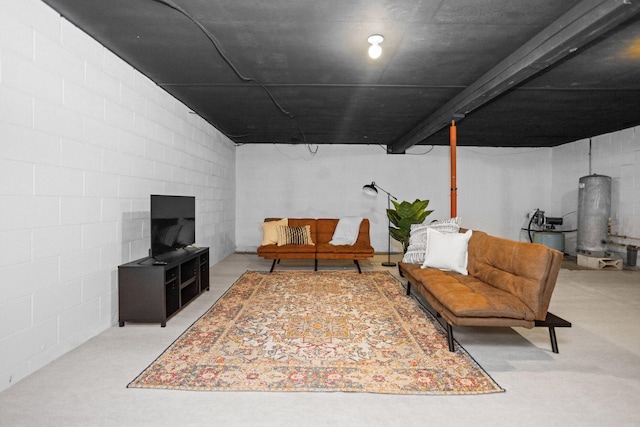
[406,281,411,295]
[446,323,455,352]
[535,312,570,353]
[314,259,318,271]
[354,260,362,273]
[549,327,559,353]
[270,259,277,273]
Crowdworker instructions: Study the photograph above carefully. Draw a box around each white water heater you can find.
[576,174,611,254]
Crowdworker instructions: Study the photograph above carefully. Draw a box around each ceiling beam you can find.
[388,0,640,154]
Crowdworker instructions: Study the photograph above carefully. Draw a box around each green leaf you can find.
[385,198,434,249]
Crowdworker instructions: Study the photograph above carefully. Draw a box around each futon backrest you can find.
[467,230,563,320]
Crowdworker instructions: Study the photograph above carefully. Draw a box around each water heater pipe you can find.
[588,138,592,175]
[608,218,640,241]
[450,120,457,217]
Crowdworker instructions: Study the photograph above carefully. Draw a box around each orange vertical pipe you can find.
[450,120,457,218]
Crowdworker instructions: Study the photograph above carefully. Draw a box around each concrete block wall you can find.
[551,126,640,257]
[0,0,236,392]
[236,129,639,259]
[236,144,553,252]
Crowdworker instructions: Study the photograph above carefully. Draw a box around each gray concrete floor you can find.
[1,253,639,427]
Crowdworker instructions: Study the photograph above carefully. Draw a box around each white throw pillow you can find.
[421,228,472,275]
[402,242,428,264]
[402,217,462,264]
[260,218,288,245]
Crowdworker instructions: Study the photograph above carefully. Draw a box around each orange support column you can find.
[450,120,457,218]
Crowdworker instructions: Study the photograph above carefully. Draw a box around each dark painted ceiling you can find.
[41,0,640,151]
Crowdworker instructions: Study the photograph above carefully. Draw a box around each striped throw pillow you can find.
[276,225,314,246]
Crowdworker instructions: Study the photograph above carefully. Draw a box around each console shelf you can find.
[118,247,209,327]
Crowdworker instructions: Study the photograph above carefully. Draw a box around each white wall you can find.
[236,130,640,258]
[236,144,552,252]
[551,127,640,256]
[0,1,236,392]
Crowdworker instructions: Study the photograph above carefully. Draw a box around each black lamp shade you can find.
[362,182,378,196]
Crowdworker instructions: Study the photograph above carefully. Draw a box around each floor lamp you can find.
[362,181,397,267]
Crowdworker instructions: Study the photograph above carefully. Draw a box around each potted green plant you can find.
[386,199,433,252]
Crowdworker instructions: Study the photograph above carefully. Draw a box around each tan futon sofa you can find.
[257,218,375,273]
[400,229,570,353]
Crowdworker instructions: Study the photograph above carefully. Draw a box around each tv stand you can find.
[118,247,209,327]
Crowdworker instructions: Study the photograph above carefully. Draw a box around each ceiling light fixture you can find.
[368,34,384,59]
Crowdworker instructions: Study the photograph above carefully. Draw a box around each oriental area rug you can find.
[128,270,503,395]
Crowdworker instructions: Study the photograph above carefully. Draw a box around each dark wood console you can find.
[118,247,209,327]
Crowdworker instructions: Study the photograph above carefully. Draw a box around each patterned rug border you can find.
[128,270,504,395]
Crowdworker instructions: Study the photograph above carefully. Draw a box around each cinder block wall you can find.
[235,126,640,259]
[0,0,236,392]
[235,144,554,252]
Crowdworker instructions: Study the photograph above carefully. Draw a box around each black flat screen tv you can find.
[150,195,196,258]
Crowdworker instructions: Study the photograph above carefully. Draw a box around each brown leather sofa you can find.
[257,218,374,273]
[399,229,571,353]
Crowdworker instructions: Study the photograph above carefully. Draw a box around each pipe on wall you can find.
[450,120,457,218]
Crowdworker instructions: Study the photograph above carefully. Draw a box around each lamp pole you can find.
[362,182,397,267]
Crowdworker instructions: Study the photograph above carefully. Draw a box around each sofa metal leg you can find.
[534,312,571,353]
[354,260,362,273]
[269,259,277,273]
[548,327,559,354]
[446,323,455,352]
